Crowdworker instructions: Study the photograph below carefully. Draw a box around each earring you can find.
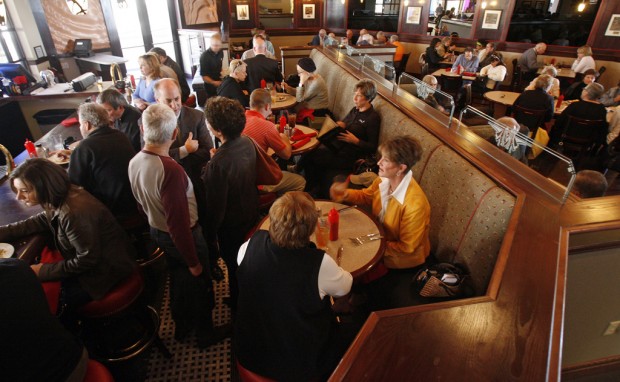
[397,172,401,176]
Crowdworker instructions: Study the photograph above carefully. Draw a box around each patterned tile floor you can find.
[145,260,233,382]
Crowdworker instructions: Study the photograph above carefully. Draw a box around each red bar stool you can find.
[236,360,277,382]
[83,359,114,382]
[77,267,171,362]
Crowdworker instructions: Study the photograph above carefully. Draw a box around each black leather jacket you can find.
[0,187,135,300]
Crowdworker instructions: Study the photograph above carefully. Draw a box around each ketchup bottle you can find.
[260,79,266,89]
[556,94,564,109]
[24,139,37,158]
[328,207,339,241]
[279,114,287,134]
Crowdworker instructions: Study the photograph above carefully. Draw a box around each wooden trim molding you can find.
[563,355,620,380]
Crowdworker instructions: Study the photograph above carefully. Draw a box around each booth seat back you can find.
[311,49,516,295]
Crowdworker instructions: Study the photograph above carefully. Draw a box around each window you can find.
[374,0,400,16]
[0,4,27,68]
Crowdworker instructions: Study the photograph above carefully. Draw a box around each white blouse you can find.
[571,56,596,74]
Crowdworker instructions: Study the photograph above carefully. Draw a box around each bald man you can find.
[311,29,327,46]
[243,35,283,93]
[518,42,547,82]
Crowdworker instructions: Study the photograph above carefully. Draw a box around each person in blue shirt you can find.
[133,53,162,110]
[451,47,479,74]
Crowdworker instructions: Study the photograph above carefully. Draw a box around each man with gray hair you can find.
[68,102,138,221]
[518,42,547,82]
[97,88,142,152]
[244,35,283,93]
[128,104,229,348]
[241,34,276,60]
[311,29,327,46]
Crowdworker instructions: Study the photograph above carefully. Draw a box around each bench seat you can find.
[310,48,516,295]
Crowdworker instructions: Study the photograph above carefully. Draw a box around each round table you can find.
[266,125,320,156]
[258,201,385,279]
[271,93,296,111]
[484,90,521,118]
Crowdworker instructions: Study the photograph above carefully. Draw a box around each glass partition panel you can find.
[337,45,364,68]
[361,54,395,92]
[397,73,455,127]
[457,106,576,203]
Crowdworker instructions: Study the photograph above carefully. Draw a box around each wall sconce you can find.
[490,0,497,6]
[577,2,586,12]
[404,0,409,6]
[481,1,487,9]
[65,0,88,15]
[0,0,7,29]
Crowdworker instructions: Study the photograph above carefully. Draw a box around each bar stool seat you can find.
[236,360,277,382]
[83,360,114,382]
[78,268,143,318]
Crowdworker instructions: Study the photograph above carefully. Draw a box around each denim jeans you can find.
[150,225,215,331]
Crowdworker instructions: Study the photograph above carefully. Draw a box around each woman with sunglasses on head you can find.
[217,59,249,108]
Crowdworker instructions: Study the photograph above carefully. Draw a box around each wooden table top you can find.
[289,125,320,155]
[271,93,296,111]
[258,201,385,279]
[537,67,576,79]
[554,100,615,122]
[431,68,477,81]
[484,90,521,106]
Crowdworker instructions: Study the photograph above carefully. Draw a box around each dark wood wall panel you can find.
[587,0,620,50]
[471,0,517,42]
[325,0,346,31]
[229,0,259,31]
[398,3,430,36]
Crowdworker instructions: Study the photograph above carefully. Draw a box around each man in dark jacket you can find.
[243,35,283,93]
[69,103,139,224]
[97,88,142,152]
[150,47,191,103]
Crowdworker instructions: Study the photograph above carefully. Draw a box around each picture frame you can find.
[481,10,501,30]
[405,6,422,25]
[34,45,45,59]
[178,0,219,29]
[605,14,620,37]
[236,4,249,21]
[302,4,315,20]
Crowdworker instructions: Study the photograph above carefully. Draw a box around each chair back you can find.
[396,53,411,78]
[441,74,463,92]
[510,58,522,91]
[561,115,605,145]
[513,105,546,134]
[597,66,606,81]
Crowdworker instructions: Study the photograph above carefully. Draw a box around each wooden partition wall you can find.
[306,48,620,381]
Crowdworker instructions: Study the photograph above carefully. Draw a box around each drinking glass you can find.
[315,218,330,249]
[96,76,103,92]
[288,113,296,128]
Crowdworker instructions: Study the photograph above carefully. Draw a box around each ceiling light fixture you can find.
[577,2,586,12]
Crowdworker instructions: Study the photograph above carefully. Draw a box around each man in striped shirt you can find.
[128,104,228,348]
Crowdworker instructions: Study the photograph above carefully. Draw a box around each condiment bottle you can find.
[260,79,266,89]
[556,94,564,109]
[24,139,37,158]
[328,207,339,241]
[35,143,48,158]
[279,114,287,134]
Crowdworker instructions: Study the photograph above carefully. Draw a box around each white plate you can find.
[0,243,15,258]
[47,152,70,165]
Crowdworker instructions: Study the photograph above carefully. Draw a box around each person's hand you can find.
[299,72,310,86]
[134,99,148,111]
[330,178,350,202]
[184,132,199,153]
[337,130,360,145]
[189,263,203,277]
[209,148,217,158]
[336,121,346,128]
[279,132,290,142]
[213,80,222,87]
[30,263,43,276]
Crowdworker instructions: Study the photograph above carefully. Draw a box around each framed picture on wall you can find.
[236,4,249,20]
[178,0,219,28]
[303,4,315,19]
[605,14,620,37]
[535,1,544,10]
[481,10,501,30]
[405,6,422,25]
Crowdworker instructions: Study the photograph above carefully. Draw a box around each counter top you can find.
[2,81,113,101]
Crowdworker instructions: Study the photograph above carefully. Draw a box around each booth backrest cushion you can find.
[310,49,516,295]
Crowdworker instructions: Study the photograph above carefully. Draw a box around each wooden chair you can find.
[556,115,606,169]
[419,53,429,76]
[510,58,522,91]
[395,52,411,79]
[440,74,462,99]
[513,104,547,136]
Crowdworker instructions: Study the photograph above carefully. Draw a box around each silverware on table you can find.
[336,245,344,265]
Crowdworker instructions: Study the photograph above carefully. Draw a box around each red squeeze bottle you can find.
[129,74,136,88]
[279,115,287,133]
[556,94,564,109]
[328,207,339,241]
[24,139,37,158]
[260,79,266,89]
